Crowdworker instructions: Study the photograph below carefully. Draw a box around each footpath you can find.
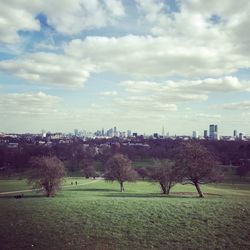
[0,179,99,195]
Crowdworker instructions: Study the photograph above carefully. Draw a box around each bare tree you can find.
[79,158,96,179]
[27,156,66,197]
[174,141,221,198]
[104,153,137,192]
[149,159,180,194]
[136,167,149,180]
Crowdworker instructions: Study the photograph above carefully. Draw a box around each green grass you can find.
[0,178,250,250]
[0,179,31,192]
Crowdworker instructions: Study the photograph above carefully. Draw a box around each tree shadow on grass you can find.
[103,192,221,199]
[0,194,46,199]
[66,188,118,192]
[103,192,190,199]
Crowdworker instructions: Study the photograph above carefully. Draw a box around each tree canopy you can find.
[27,156,66,197]
[174,141,221,197]
[104,153,137,192]
[149,159,181,194]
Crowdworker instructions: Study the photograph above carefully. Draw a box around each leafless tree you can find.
[79,158,96,178]
[136,167,149,180]
[174,141,221,198]
[104,153,137,192]
[27,156,66,197]
[149,159,180,194]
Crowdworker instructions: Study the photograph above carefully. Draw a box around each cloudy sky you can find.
[0,0,250,135]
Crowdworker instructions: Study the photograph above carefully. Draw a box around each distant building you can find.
[94,130,102,137]
[114,126,117,137]
[153,133,159,138]
[233,130,237,137]
[127,130,132,137]
[42,129,46,138]
[132,132,138,137]
[120,131,126,138]
[209,124,218,140]
[50,133,63,140]
[239,133,244,140]
[7,143,19,149]
[162,126,165,137]
[107,128,114,137]
[192,131,198,139]
[204,130,208,139]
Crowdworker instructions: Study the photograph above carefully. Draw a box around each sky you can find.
[0,0,250,136]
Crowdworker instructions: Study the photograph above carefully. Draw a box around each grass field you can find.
[0,178,250,250]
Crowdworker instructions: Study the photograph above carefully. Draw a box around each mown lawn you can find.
[0,178,249,250]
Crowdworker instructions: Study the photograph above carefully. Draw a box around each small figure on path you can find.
[75,181,77,185]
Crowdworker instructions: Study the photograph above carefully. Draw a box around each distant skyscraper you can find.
[233,130,237,137]
[239,133,244,140]
[107,128,113,137]
[215,125,218,133]
[127,130,132,137]
[209,124,218,140]
[162,126,165,136]
[114,126,117,137]
[204,130,208,138]
[192,131,198,139]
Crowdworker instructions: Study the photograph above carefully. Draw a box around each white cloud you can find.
[120,76,249,103]
[1,1,250,88]
[100,90,118,96]
[105,0,125,17]
[192,77,250,92]
[0,91,60,116]
[0,1,40,44]
[221,101,250,110]
[0,0,126,44]
[113,76,250,120]
[114,95,177,121]
[65,35,250,78]
[43,0,125,35]
[196,113,221,119]
[136,0,250,63]
[0,52,95,87]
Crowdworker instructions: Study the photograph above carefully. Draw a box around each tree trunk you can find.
[45,184,53,197]
[46,187,52,197]
[194,181,204,198]
[166,183,171,195]
[120,182,125,192]
[160,183,167,194]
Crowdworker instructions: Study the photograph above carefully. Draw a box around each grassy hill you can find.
[0,178,249,249]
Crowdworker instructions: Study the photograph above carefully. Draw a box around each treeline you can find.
[27,142,222,198]
[0,139,250,175]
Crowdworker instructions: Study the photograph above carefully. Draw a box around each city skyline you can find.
[1,124,247,140]
[0,1,250,134]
